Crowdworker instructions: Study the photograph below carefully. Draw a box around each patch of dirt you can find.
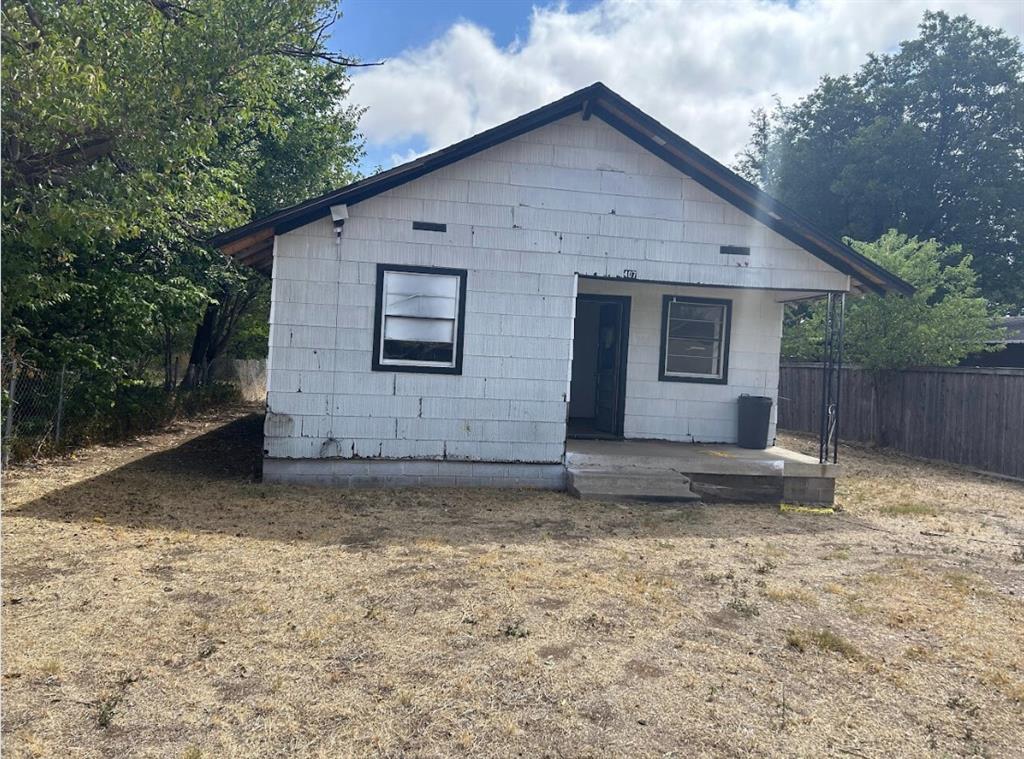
[536,644,574,661]
[531,596,569,611]
[143,564,176,580]
[579,700,617,725]
[333,533,386,549]
[167,590,224,608]
[432,577,476,593]
[623,659,667,679]
[2,559,73,586]
[2,412,1023,757]
[704,608,743,631]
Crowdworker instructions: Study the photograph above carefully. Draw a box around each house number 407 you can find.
[622,269,637,279]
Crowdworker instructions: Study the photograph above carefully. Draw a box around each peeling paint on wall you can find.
[264,411,295,438]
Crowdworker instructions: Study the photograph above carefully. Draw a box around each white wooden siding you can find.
[265,114,846,461]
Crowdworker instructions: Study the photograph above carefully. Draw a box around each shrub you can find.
[11,381,243,462]
[77,382,241,445]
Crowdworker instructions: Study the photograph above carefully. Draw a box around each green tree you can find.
[180,47,363,387]
[784,231,1001,446]
[740,11,1024,311]
[1,0,364,401]
[783,231,1000,370]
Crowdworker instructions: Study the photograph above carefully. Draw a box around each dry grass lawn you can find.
[2,407,1023,757]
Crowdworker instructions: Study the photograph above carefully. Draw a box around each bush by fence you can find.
[778,363,1024,479]
[2,355,245,467]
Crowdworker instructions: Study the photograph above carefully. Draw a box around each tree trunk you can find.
[180,303,218,389]
[180,279,261,389]
[163,324,175,392]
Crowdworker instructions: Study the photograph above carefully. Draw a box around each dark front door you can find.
[568,294,630,438]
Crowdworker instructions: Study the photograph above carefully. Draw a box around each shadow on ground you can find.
[7,412,860,547]
[124,411,266,480]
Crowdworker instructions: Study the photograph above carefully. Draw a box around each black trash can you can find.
[737,394,773,449]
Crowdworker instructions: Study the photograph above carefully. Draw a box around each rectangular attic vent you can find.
[413,221,447,232]
[720,245,750,256]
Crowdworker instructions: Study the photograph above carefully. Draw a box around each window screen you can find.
[374,265,466,373]
[659,296,730,383]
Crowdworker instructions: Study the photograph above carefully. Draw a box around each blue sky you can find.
[333,0,596,62]
[331,0,597,173]
[330,0,1023,178]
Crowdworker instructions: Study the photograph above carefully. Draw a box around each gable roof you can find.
[212,82,912,295]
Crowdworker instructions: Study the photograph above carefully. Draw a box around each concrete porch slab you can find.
[565,439,838,505]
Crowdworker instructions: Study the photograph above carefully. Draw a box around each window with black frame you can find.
[658,295,731,384]
[372,264,467,374]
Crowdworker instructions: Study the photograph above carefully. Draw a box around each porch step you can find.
[566,468,701,503]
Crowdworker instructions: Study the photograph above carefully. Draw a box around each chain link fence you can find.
[2,355,77,467]
[1,354,265,470]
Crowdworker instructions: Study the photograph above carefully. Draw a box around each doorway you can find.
[568,294,630,439]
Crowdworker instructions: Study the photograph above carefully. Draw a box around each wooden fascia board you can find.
[234,241,273,266]
[220,227,273,256]
[244,251,274,274]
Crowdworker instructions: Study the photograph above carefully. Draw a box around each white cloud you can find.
[350,0,1024,166]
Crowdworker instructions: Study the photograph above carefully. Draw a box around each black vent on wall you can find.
[412,221,447,232]
[720,245,750,256]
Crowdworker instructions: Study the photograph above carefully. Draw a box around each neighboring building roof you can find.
[989,316,1024,345]
[212,82,913,295]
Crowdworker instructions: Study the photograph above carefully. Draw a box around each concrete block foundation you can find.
[782,476,836,506]
[263,458,567,490]
[263,441,837,506]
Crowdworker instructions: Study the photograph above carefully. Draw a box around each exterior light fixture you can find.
[330,204,348,242]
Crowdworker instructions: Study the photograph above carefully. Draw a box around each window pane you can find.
[385,293,457,319]
[383,340,454,364]
[667,337,718,360]
[668,302,723,342]
[385,271,458,299]
[668,318,720,340]
[670,302,723,323]
[666,354,715,375]
[384,272,458,320]
[383,316,454,343]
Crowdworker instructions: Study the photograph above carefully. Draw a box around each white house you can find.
[213,83,909,497]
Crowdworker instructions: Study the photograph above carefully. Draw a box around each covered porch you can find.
[565,438,836,505]
[568,275,848,461]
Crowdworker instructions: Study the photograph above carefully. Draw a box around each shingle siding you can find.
[263,114,845,462]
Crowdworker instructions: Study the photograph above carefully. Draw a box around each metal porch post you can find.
[818,294,833,463]
[818,293,846,464]
[833,293,845,464]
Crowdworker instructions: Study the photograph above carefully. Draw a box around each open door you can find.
[568,294,630,439]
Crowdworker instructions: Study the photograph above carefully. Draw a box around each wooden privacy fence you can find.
[778,363,1024,479]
